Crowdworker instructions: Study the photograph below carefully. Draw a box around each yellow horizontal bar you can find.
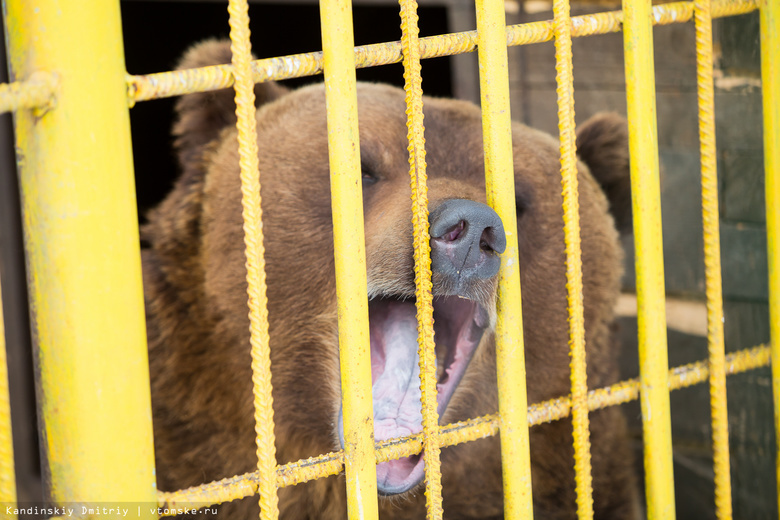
[126,0,758,104]
[0,73,56,114]
[5,0,156,510]
[156,344,771,513]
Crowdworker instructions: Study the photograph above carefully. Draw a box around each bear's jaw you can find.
[337,294,489,495]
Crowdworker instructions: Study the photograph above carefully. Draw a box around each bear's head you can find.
[144,40,637,519]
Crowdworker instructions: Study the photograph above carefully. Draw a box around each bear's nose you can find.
[428,199,506,285]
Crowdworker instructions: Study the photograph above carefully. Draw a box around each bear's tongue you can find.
[368,299,426,495]
[336,295,485,495]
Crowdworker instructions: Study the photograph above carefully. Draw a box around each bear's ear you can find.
[173,39,289,176]
[576,112,632,234]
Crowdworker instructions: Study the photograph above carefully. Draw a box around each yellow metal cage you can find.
[0,0,777,519]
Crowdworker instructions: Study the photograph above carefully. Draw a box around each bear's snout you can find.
[429,199,506,291]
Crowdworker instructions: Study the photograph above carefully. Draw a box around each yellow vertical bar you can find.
[473,0,534,518]
[225,1,279,519]
[0,278,17,515]
[693,0,732,518]
[622,1,676,519]
[760,0,780,514]
[3,0,157,512]
[319,0,380,518]
[552,0,594,518]
[397,0,443,517]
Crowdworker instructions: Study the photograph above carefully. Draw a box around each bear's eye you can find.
[362,167,378,187]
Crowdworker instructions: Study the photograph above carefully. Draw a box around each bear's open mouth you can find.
[338,294,489,495]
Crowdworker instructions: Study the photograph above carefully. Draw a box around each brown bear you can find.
[142,40,639,519]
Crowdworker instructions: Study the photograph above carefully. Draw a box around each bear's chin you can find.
[337,294,489,495]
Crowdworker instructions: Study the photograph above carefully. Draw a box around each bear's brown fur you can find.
[143,40,639,519]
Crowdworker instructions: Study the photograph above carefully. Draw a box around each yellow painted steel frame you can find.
[0,0,775,519]
[320,0,381,517]
[761,0,780,511]
[622,0,677,519]
[474,0,534,518]
[3,0,157,513]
